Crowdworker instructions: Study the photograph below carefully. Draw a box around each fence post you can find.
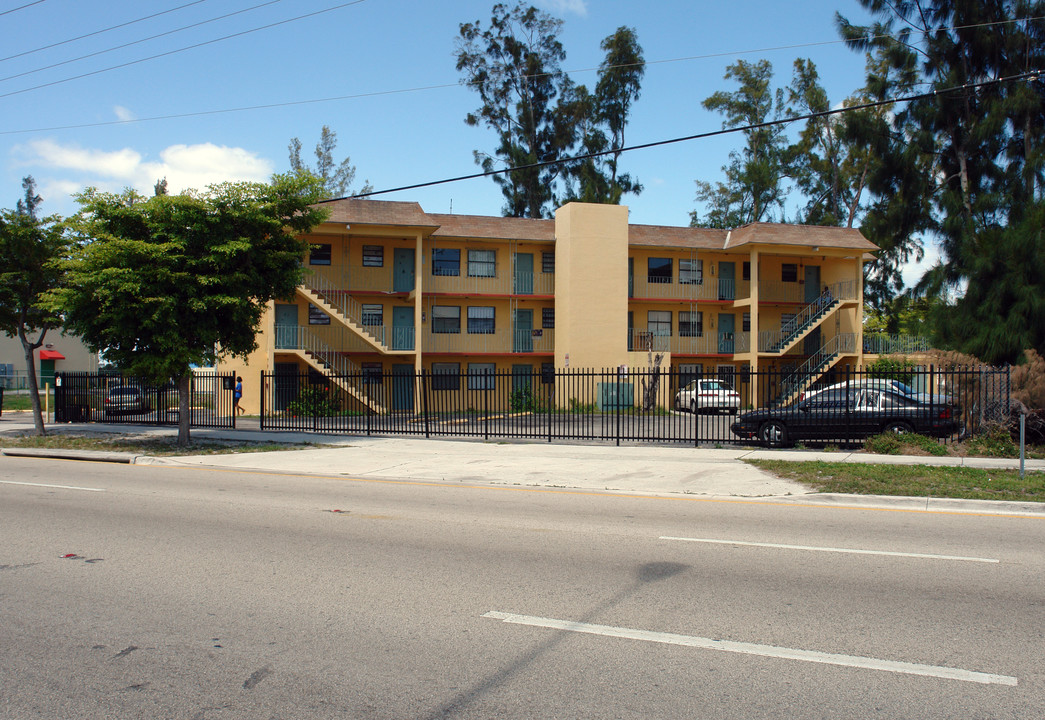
[259,371,265,429]
[366,373,372,437]
[421,369,431,439]
[615,367,622,447]
[546,368,552,443]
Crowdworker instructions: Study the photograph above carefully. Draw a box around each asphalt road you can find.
[2,456,1042,719]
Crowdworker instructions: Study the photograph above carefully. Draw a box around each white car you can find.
[674,379,740,414]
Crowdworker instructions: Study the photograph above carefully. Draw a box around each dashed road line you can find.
[659,536,999,563]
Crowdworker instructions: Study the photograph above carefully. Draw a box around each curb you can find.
[1,447,140,464]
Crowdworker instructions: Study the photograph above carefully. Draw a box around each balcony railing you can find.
[863,333,933,355]
[427,270,554,296]
[423,328,555,354]
[628,329,750,355]
[630,276,745,301]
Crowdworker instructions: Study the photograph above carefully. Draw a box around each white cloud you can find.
[538,0,587,16]
[113,105,135,122]
[14,139,273,206]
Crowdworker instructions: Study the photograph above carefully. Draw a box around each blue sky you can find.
[5,0,932,279]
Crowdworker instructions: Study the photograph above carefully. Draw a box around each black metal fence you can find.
[259,365,1011,447]
[55,371,237,428]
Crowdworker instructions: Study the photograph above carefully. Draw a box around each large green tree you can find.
[456,2,579,218]
[289,125,372,199]
[0,176,69,436]
[59,173,328,444]
[563,26,645,204]
[840,0,1045,362]
[690,59,790,228]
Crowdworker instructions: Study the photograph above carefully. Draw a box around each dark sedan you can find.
[730,387,959,447]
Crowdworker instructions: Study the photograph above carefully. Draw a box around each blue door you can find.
[274,304,299,349]
[718,262,735,301]
[514,309,533,353]
[804,265,820,304]
[514,253,534,295]
[391,364,414,411]
[718,313,735,354]
[394,248,415,292]
[391,306,414,350]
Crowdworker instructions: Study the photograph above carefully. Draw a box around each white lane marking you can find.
[0,480,105,492]
[660,536,999,564]
[483,611,1016,686]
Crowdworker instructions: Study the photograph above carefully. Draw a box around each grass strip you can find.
[751,459,1045,503]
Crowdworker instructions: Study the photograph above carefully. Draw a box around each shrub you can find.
[965,423,1018,458]
[286,386,342,416]
[509,388,541,412]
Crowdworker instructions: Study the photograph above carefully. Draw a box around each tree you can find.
[58,173,328,445]
[839,0,1045,363]
[0,176,69,436]
[563,26,645,204]
[288,125,372,199]
[456,2,582,218]
[690,60,790,228]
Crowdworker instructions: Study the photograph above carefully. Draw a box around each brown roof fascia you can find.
[725,222,879,252]
[428,213,555,243]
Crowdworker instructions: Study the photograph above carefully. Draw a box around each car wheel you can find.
[883,420,914,435]
[730,408,738,415]
[690,399,698,414]
[759,420,788,448]
[674,397,681,411]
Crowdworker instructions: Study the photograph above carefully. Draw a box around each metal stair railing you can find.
[276,325,382,410]
[759,279,855,353]
[300,268,388,349]
[776,333,857,404]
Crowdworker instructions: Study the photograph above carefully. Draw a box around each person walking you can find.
[233,376,244,416]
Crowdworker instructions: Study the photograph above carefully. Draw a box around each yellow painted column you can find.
[414,231,424,410]
[748,249,760,407]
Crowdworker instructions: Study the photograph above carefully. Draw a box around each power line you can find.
[352,72,1041,199]
[0,0,285,84]
[0,0,45,18]
[0,12,1038,133]
[0,0,368,101]
[0,0,211,64]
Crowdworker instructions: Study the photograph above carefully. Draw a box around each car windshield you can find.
[703,381,730,391]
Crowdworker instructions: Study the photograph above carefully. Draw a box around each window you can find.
[743,312,750,332]
[542,251,555,273]
[542,307,555,329]
[431,362,460,391]
[432,248,460,276]
[432,306,460,334]
[310,243,331,266]
[467,362,496,390]
[680,259,703,285]
[679,311,702,337]
[362,245,383,267]
[648,257,672,284]
[743,262,750,281]
[467,306,495,334]
[782,263,798,282]
[648,310,671,336]
[468,249,496,277]
[362,362,382,385]
[308,305,330,325]
[361,304,383,327]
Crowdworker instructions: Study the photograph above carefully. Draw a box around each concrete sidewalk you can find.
[2,411,1044,514]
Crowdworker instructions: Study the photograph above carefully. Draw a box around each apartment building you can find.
[219,199,878,414]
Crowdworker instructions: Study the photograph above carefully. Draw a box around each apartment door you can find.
[274,303,298,349]
[512,364,533,393]
[718,262,735,300]
[627,310,634,351]
[394,248,415,292]
[273,362,299,411]
[391,306,414,350]
[804,265,821,304]
[718,313,735,354]
[628,257,634,297]
[804,326,822,357]
[513,308,533,353]
[391,364,414,411]
[513,253,534,295]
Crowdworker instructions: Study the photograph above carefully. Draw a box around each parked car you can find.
[799,377,916,402]
[674,379,741,414]
[730,387,959,447]
[104,386,152,416]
